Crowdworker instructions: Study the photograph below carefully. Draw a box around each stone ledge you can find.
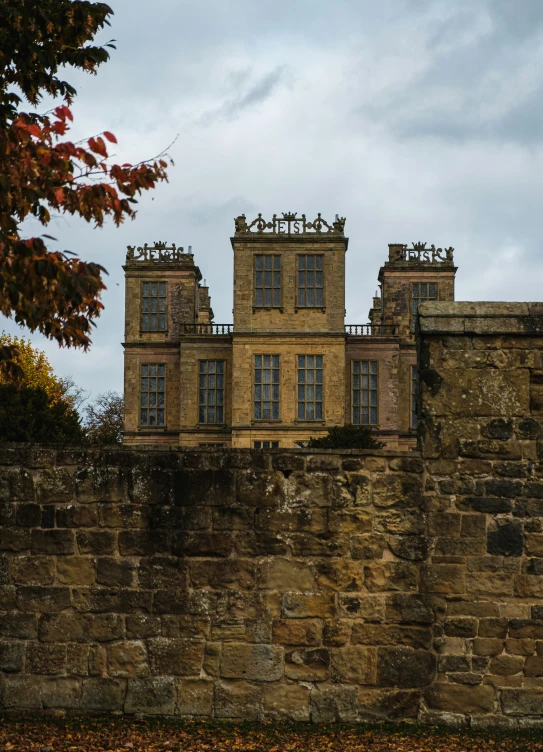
[419,302,543,335]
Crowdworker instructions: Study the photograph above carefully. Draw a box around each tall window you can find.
[297,255,324,307]
[411,282,437,332]
[297,355,323,420]
[352,360,378,425]
[140,364,165,426]
[255,255,281,307]
[411,366,418,429]
[141,282,167,331]
[254,355,280,420]
[199,361,225,424]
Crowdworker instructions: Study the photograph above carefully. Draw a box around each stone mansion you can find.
[122,213,456,448]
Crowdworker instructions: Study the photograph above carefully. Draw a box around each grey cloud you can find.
[198,66,286,125]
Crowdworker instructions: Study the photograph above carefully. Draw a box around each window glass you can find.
[254,255,281,307]
[297,255,324,307]
[141,281,167,331]
[297,355,324,420]
[352,361,378,425]
[140,363,165,425]
[254,355,280,420]
[199,361,225,424]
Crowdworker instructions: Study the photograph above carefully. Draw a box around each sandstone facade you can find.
[123,218,456,449]
[1,303,543,725]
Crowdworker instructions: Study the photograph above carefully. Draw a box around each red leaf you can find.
[103,131,117,143]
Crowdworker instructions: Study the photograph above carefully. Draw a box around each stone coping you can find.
[0,442,420,463]
[418,301,543,335]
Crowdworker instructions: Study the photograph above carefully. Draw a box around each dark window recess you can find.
[297,255,324,307]
[255,255,281,307]
[254,355,280,420]
[199,360,225,424]
[254,441,279,448]
[297,355,323,420]
[352,360,378,425]
[140,363,165,425]
[141,281,167,331]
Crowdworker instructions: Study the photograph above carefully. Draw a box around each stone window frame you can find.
[254,254,282,309]
[296,254,325,310]
[352,359,379,426]
[411,282,437,333]
[198,360,226,425]
[141,281,167,332]
[140,363,166,427]
[411,365,418,429]
[253,440,280,448]
[253,354,281,422]
[297,354,324,421]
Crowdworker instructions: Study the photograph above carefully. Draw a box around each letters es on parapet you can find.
[390,242,454,264]
[234,212,346,236]
[126,241,184,262]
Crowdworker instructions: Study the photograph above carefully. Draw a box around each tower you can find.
[230,212,348,447]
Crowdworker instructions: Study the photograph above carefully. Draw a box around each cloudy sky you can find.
[4,0,543,402]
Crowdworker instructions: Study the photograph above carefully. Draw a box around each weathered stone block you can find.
[125,677,176,714]
[420,564,466,594]
[323,619,352,646]
[0,641,25,672]
[27,643,66,674]
[357,688,420,720]
[148,638,204,676]
[73,678,120,711]
[316,559,363,591]
[524,656,543,677]
[66,644,90,676]
[77,530,117,555]
[473,638,504,656]
[385,594,434,625]
[352,623,432,650]
[425,683,495,714]
[41,677,81,709]
[489,655,525,676]
[310,685,358,722]
[285,647,330,681]
[176,678,214,716]
[138,557,188,589]
[17,586,70,612]
[190,559,255,590]
[0,528,30,552]
[215,680,262,719]
[71,588,152,614]
[487,520,524,557]
[57,556,96,585]
[31,529,74,555]
[479,618,508,638]
[220,643,283,681]
[444,617,478,638]
[272,619,322,646]
[1,675,41,708]
[263,682,310,721]
[282,594,335,619]
[97,557,134,588]
[39,613,85,642]
[12,555,55,585]
[338,594,385,621]
[108,641,149,677]
[331,646,377,684]
[377,648,436,688]
[363,562,417,593]
[501,689,543,715]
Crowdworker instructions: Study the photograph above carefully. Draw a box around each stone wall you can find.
[0,446,431,720]
[1,301,543,725]
[416,302,543,727]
